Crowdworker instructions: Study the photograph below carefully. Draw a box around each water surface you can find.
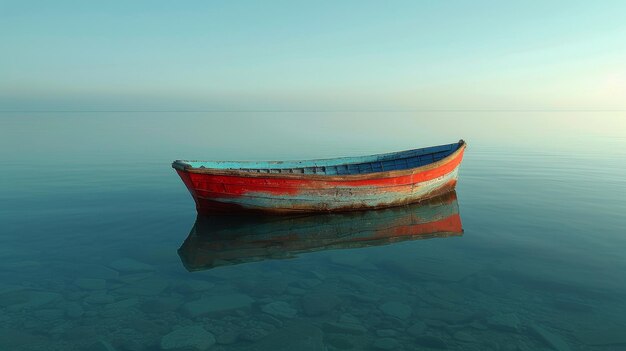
[1,112,625,350]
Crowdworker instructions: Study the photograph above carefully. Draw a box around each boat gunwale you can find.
[174,141,465,181]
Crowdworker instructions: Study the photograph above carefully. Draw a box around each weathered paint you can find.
[174,142,459,174]
[173,140,466,213]
[178,190,462,271]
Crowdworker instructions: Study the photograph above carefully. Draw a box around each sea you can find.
[1,112,625,350]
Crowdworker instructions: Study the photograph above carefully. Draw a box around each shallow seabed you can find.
[1,112,626,351]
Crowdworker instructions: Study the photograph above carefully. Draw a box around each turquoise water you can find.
[1,112,626,350]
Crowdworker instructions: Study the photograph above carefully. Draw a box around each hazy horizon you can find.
[2,1,626,111]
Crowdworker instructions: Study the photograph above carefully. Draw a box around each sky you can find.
[1,1,626,111]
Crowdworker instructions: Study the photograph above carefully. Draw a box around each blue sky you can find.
[1,1,625,110]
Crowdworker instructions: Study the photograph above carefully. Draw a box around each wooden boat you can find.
[173,140,466,213]
[178,191,462,271]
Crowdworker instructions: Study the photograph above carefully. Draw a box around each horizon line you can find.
[1,109,625,113]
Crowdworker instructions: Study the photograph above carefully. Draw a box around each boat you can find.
[173,140,466,213]
[178,190,462,271]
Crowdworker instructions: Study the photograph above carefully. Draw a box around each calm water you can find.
[1,112,626,351]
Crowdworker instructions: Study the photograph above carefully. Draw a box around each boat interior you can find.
[174,141,463,176]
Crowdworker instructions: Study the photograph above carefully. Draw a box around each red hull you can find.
[175,141,466,213]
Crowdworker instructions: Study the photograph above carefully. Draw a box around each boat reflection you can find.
[178,191,463,271]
